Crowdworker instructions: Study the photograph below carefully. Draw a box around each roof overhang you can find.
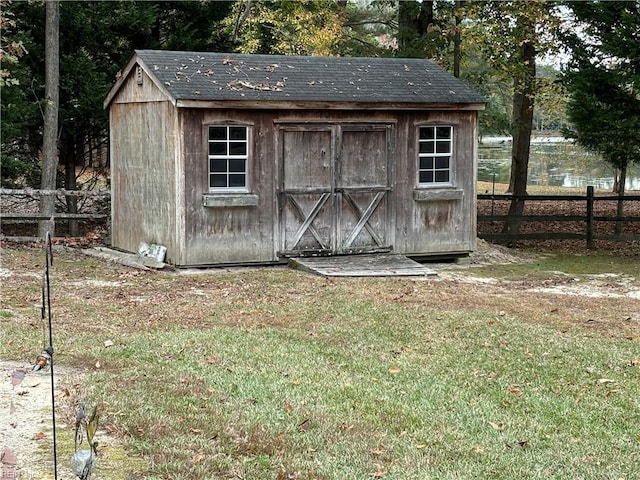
[174,99,485,111]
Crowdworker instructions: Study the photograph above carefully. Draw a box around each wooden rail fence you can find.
[0,188,110,241]
[3,187,640,248]
[478,186,640,248]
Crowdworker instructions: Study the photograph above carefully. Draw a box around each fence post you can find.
[586,185,594,249]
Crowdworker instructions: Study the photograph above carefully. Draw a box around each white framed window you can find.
[208,125,249,191]
[418,125,453,185]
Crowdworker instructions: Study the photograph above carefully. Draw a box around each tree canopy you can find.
[1,1,233,187]
[562,1,640,193]
[462,1,564,195]
[1,0,636,198]
[225,0,347,56]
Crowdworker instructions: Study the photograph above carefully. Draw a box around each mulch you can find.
[477,196,640,254]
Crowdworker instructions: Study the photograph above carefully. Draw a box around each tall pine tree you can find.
[562,1,640,196]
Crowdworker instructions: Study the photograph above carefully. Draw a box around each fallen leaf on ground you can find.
[193,453,205,464]
[297,418,310,431]
[488,421,506,431]
[508,385,523,395]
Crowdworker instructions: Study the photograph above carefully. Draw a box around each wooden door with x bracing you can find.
[279,124,392,256]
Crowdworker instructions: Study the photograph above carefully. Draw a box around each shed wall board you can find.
[111,68,168,104]
[110,101,177,260]
[395,110,478,255]
[181,109,277,265]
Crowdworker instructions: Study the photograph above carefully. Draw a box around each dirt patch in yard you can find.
[0,359,107,480]
[0,357,130,479]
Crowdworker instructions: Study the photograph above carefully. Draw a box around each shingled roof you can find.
[105,50,485,108]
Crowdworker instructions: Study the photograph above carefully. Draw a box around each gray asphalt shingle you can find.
[134,50,485,105]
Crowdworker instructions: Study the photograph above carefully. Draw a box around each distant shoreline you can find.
[480,135,572,145]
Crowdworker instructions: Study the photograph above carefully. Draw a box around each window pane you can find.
[435,157,450,169]
[435,170,449,182]
[436,126,451,139]
[210,174,227,188]
[210,159,227,173]
[420,157,434,170]
[229,127,247,140]
[229,142,246,155]
[229,159,245,172]
[419,127,434,140]
[419,142,434,154]
[208,125,249,191]
[417,126,452,185]
[209,142,226,156]
[229,174,246,188]
[209,127,227,141]
[419,171,433,183]
[436,141,450,153]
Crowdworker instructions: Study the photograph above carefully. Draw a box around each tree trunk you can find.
[506,15,537,195]
[231,0,253,45]
[38,0,59,239]
[398,0,434,55]
[503,17,536,239]
[508,87,535,196]
[615,164,626,236]
[453,1,464,78]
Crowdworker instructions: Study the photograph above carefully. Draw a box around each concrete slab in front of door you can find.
[289,254,437,277]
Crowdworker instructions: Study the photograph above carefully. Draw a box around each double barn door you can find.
[279,124,393,256]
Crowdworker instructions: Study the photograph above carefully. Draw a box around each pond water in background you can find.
[478,136,640,191]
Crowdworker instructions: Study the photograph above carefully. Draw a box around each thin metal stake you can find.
[43,232,58,480]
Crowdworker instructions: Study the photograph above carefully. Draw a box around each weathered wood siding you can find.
[111,68,167,104]
[110,71,178,262]
[181,109,277,265]
[394,110,478,256]
[174,108,476,265]
[110,87,477,265]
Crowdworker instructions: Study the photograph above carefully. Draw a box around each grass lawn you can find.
[1,245,639,479]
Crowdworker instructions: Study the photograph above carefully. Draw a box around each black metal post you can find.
[586,186,594,249]
[44,232,58,480]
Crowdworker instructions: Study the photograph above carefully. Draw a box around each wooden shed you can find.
[104,50,485,267]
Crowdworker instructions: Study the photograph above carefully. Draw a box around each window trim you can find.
[206,124,251,193]
[416,124,455,188]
